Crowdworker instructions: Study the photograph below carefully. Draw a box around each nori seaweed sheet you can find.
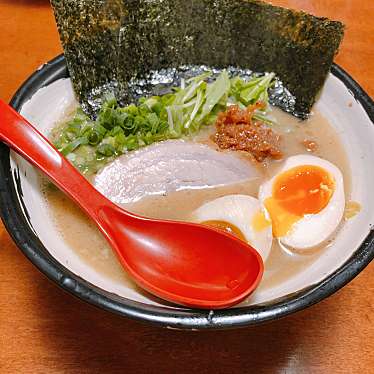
[50,0,344,117]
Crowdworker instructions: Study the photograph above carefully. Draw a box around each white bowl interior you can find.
[11,75,374,308]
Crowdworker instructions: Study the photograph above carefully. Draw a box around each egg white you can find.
[191,194,273,262]
[258,155,345,250]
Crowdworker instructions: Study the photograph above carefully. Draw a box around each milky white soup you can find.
[43,107,351,304]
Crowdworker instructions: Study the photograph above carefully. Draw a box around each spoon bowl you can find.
[0,99,263,309]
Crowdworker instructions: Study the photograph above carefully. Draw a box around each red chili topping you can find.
[213,103,282,162]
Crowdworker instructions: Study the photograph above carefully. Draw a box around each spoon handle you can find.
[0,100,117,220]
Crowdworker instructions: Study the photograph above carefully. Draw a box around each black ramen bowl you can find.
[0,55,373,329]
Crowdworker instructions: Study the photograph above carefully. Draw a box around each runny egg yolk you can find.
[201,220,246,242]
[264,165,335,237]
[251,210,271,232]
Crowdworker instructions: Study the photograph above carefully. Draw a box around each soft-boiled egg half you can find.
[259,155,345,250]
[191,195,273,262]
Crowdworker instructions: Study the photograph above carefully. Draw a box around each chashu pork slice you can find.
[94,140,259,204]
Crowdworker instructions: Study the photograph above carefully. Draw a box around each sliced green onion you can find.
[52,70,276,175]
[60,137,89,156]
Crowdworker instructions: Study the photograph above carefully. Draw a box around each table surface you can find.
[0,1,373,373]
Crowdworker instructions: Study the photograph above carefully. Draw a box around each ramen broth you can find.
[43,108,350,301]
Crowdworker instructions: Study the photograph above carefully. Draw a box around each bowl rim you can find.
[1,54,373,330]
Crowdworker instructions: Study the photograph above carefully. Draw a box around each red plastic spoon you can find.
[0,100,263,309]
